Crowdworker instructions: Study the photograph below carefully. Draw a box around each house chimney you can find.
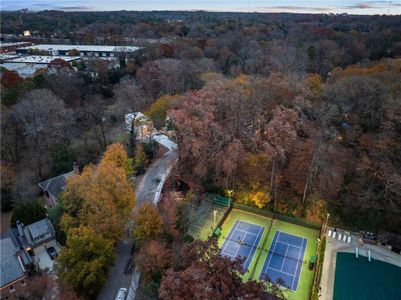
[73,161,79,174]
[16,221,24,237]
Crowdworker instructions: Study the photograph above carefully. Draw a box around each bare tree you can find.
[11,89,74,178]
[111,76,147,119]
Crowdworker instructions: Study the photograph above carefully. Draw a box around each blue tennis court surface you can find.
[221,220,264,271]
[259,231,307,291]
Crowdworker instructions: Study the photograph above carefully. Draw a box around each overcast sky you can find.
[2,0,400,15]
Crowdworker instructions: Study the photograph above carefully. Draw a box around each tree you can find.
[169,80,248,187]
[11,200,47,227]
[61,155,135,242]
[159,192,180,239]
[269,41,307,75]
[250,191,272,209]
[136,239,171,283]
[55,226,115,299]
[101,143,133,176]
[1,69,23,88]
[1,107,24,164]
[50,145,74,176]
[145,95,182,129]
[11,89,74,177]
[159,239,282,300]
[45,68,84,107]
[67,49,80,56]
[137,61,162,100]
[132,203,162,245]
[133,144,148,175]
[111,76,147,120]
[0,162,15,212]
[47,58,73,71]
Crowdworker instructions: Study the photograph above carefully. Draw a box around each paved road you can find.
[97,144,177,300]
[97,240,134,300]
[136,149,178,205]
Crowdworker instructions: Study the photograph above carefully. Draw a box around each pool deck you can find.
[320,228,401,300]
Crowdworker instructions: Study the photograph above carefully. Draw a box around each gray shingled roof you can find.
[26,219,55,241]
[38,171,74,199]
[0,238,25,288]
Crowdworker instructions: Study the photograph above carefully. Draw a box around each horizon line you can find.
[1,8,400,16]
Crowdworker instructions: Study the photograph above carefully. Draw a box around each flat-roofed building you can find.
[0,42,32,53]
[16,44,140,57]
[2,55,80,64]
[1,55,81,77]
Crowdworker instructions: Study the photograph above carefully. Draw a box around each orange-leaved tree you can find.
[132,202,162,245]
[61,143,135,242]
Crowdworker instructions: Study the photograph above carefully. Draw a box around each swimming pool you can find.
[333,252,401,300]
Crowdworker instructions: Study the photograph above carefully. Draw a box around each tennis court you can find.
[188,196,230,240]
[259,231,307,291]
[220,220,264,271]
[217,208,319,300]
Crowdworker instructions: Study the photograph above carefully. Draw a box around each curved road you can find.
[136,148,178,206]
[97,139,177,300]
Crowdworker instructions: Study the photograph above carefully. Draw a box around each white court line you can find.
[236,228,258,236]
[221,241,239,257]
[261,231,280,278]
[243,225,263,268]
[277,233,304,248]
[221,220,241,254]
[237,220,261,236]
[280,243,290,272]
[266,266,296,277]
[291,237,307,290]
[276,240,302,249]
[233,232,245,257]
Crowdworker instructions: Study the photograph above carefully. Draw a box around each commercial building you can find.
[0,42,33,53]
[2,55,81,64]
[17,44,140,57]
[1,55,81,78]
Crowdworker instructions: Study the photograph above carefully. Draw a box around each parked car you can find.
[115,288,128,300]
[46,247,58,260]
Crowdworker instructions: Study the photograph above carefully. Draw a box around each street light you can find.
[325,213,330,233]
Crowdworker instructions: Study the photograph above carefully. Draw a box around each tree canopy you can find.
[55,226,115,299]
[10,200,47,227]
[132,202,163,245]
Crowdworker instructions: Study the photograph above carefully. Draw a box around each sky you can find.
[1,0,400,15]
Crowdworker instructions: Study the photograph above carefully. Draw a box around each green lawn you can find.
[218,209,319,300]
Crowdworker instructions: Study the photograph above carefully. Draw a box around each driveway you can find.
[34,244,61,272]
[97,135,178,300]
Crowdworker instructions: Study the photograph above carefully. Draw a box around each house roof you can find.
[38,171,74,199]
[125,112,152,132]
[0,238,25,288]
[26,219,55,241]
